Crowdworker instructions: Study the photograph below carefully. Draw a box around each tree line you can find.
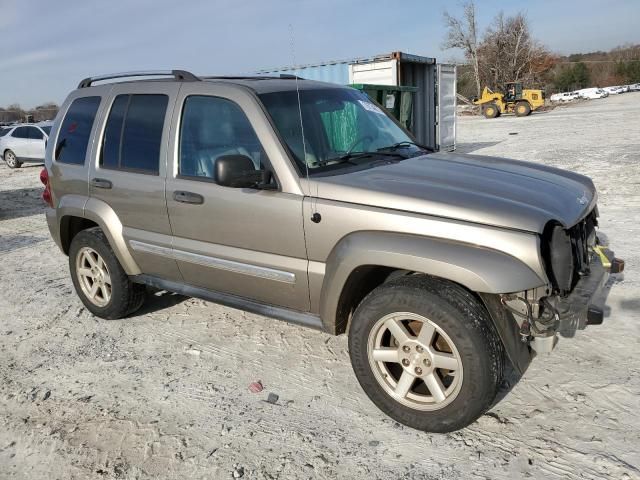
[0,103,59,123]
[444,1,640,98]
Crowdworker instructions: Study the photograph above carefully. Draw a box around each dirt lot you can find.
[1,94,639,480]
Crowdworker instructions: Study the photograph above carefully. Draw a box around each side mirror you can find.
[214,154,275,189]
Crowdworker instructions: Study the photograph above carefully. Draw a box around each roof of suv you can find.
[203,77,343,94]
[76,70,344,95]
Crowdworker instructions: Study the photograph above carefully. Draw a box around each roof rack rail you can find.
[77,70,199,88]
[199,74,305,81]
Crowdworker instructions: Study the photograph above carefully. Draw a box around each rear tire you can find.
[515,102,531,117]
[69,227,145,319]
[482,104,499,119]
[4,150,21,168]
[348,275,505,433]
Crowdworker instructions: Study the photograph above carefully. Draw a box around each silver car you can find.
[42,70,623,432]
[0,123,51,168]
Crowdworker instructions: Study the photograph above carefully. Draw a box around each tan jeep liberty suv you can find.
[42,70,623,432]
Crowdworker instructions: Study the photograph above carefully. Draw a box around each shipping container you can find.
[255,52,456,151]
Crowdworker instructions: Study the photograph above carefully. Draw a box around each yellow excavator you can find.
[473,82,545,118]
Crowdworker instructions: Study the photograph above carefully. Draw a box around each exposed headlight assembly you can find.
[543,224,574,295]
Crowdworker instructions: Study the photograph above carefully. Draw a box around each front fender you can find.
[319,231,545,333]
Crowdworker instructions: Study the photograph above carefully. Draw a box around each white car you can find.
[629,83,640,92]
[550,91,580,103]
[0,123,51,168]
[577,88,608,99]
[603,86,624,95]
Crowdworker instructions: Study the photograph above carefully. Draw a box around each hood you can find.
[308,152,597,233]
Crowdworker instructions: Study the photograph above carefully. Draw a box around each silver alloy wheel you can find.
[5,151,16,167]
[367,312,463,411]
[76,247,112,307]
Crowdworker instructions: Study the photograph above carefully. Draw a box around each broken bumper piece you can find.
[553,246,623,338]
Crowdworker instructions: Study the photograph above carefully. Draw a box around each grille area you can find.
[568,208,598,285]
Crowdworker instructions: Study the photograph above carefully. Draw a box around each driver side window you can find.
[179,95,267,181]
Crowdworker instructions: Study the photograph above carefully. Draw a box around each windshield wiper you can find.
[377,141,433,153]
[314,151,406,168]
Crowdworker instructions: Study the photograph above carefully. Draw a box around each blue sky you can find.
[1,0,638,107]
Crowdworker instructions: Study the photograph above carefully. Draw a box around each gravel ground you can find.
[1,94,639,480]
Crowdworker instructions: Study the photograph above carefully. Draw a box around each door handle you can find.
[90,178,112,189]
[173,191,204,205]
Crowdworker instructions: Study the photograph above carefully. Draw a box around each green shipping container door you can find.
[317,84,419,153]
[350,84,418,131]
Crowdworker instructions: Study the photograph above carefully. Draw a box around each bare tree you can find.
[478,12,555,90]
[443,1,481,97]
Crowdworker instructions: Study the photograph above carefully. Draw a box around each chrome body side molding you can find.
[129,240,296,284]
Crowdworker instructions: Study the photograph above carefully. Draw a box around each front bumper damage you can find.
[501,245,624,354]
[552,246,624,336]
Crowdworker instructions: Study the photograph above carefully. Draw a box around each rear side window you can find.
[12,127,29,138]
[101,94,168,174]
[57,96,101,165]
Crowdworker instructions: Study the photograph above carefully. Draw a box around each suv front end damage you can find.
[502,223,624,354]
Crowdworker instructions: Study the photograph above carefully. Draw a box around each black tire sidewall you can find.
[348,278,503,433]
[68,228,138,319]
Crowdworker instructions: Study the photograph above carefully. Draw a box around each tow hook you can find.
[611,258,625,274]
[593,245,625,274]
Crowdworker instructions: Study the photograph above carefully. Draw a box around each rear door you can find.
[88,82,182,280]
[8,126,30,158]
[436,64,457,152]
[27,126,46,159]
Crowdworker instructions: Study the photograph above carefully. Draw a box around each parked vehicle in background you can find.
[43,70,623,433]
[550,91,580,103]
[629,83,640,92]
[0,123,50,168]
[603,86,624,95]
[577,88,608,99]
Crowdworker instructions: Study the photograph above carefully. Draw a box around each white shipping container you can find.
[256,52,456,151]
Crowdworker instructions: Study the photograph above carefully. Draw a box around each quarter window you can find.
[28,127,44,140]
[57,96,101,165]
[179,95,266,180]
[101,94,168,174]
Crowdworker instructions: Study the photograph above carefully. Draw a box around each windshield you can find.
[259,87,425,175]
[0,128,9,137]
[41,126,52,136]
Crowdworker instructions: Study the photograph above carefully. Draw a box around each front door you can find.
[88,82,183,280]
[27,126,46,159]
[165,88,309,311]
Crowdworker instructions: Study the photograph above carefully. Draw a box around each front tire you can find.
[69,227,145,319]
[348,275,504,433]
[515,101,531,117]
[482,104,499,119]
[4,150,21,168]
